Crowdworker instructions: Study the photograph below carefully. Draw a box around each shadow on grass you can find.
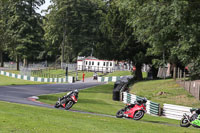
[140,119,178,127]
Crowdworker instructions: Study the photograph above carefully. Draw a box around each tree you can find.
[6,0,45,69]
[44,0,104,66]
[97,0,150,80]
[118,0,200,79]
[0,0,10,67]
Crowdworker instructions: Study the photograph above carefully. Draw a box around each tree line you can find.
[1,0,200,80]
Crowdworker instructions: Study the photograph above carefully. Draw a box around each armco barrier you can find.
[98,75,133,82]
[163,104,192,120]
[122,92,161,116]
[0,70,74,83]
[98,76,121,82]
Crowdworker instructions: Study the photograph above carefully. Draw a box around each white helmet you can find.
[73,89,79,94]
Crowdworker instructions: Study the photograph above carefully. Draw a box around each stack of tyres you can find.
[113,83,123,101]
[114,80,122,89]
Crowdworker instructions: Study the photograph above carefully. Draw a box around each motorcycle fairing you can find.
[62,103,66,108]
[71,95,78,103]
[191,119,200,127]
[124,104,146,118]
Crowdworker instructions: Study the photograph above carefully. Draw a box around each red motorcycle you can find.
[116,98,147,120]
[55,90,78,110]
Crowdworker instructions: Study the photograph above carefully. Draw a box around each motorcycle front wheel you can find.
[65,101,74,110]
[180,117,191,127]
[54,101,60,108]
[133,110,144,120]
[116,109,125,118]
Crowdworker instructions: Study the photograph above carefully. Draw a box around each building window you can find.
[86,61,88,65]
[106,62,109,66]
[103,62,105,66]
[97,62,100,66]
[89,61,91,65]
[92,61,94,65]
[110,62,112,66]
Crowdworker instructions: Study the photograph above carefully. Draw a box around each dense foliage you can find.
[1,0,200,79]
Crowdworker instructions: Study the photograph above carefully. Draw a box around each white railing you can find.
[163,104,192,120]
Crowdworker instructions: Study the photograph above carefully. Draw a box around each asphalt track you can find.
[0,78,103,108]
[0,78,192,129]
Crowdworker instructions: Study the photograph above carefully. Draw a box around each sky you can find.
[36,0,51,15]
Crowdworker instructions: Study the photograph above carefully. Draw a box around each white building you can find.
[77,56,115,72]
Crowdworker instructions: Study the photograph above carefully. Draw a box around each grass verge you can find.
[0,75,48,86]
[0,101,199,133]
[103,71,132,77]
[39,83,190,126]
[130,79,200,107]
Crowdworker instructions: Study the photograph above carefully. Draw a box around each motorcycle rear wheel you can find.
[65,101,74,110]
[116,109,125,118]
[180,117,191,127]
[133,110,144,120]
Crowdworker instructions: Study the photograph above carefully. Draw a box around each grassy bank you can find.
[39,83,186,126]
[0,101,199,132]
[103,71,132,77]
[131,79,200,107]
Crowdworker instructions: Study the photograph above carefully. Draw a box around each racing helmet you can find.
[73,89,79,95]
[142,97,147,103]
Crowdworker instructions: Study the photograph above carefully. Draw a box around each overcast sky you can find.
[36,0,51,15]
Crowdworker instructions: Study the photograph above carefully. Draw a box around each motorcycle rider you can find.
[60,89,79,103]
[126,98,147,109]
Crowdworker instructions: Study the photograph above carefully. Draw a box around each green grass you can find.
[0,75,48,86]
[1,80,200,132]
[39,83,187,126]
[39,83,123,115]
[103,71,132,77]
[2,70,20,74]
[1,101,199,133]
[143,72,147,78]
[130,79,200,107]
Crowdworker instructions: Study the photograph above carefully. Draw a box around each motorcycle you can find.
[180,108,200,128]
[55,90,79,110]
[116,98,147,120]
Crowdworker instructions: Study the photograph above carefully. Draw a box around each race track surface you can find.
[0,79,187,128]
[0,80,103,108]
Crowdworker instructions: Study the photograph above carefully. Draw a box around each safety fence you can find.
[122,92,197,120]
[122,92,161,116]
[163,104,192,120]
[177,80,200,100]
[0,70,74,83]
[98,76,121,82]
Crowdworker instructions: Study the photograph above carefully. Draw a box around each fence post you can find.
[173,67,176,80]
[180,70,182,80]
[189,81,191,93]
[199,84,200,100]
[66,67,69,76]
[178,68,180,79]
[184,70,186,85]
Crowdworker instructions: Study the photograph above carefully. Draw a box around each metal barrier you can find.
[98,75,133,82]
[98,76,121,82]
[163,104,192,120]
[0,70,74,83]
